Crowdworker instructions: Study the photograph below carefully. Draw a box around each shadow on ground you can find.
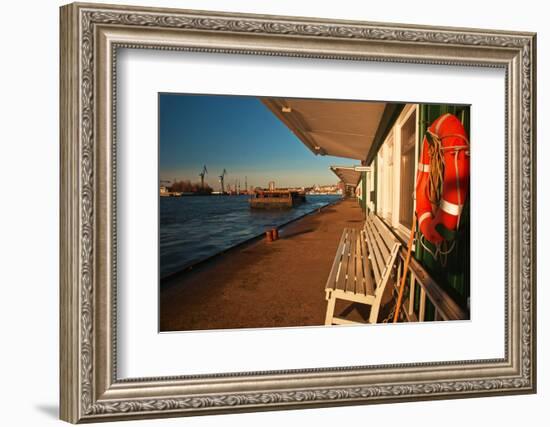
[280,228,316,239]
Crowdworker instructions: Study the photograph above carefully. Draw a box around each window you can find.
[383,134,394,222]
[367,161,375,212]
[376,132,394,222]
[399,109,416,229]
[376,151,383,215]
[374,105,418,235]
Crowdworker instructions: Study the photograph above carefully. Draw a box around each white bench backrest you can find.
[364,213,401,294]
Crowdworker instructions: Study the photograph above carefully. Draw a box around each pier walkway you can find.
[160,199,365,331]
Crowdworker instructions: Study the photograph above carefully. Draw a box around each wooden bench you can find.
[325,213,401,325]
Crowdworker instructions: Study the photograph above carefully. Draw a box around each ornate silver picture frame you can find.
[60,2,536,423]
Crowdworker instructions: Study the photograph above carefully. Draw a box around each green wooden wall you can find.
[360,171,367,212]
[414,104,471,320]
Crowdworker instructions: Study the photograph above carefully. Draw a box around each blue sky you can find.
[159,94,350,191]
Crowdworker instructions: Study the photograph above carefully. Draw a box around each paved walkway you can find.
[160,199,365,331]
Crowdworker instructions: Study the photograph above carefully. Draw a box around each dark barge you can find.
[249,190,306,209]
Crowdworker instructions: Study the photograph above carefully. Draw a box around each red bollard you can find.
[271,228,279,240]
[265,230,273,242]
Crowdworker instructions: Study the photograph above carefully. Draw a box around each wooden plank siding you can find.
[368,103,470,322]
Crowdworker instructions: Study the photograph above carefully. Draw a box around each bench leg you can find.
[325,293,336,325]
[369,296,381,323]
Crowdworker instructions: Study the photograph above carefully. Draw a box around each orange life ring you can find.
[415,113,469,244]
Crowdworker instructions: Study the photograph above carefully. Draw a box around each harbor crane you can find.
[219,168,227,193]
[199,165,208,188]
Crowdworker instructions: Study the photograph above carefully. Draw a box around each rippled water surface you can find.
[160,194,340,278]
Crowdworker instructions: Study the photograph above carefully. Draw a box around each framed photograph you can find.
[60,2,536,423]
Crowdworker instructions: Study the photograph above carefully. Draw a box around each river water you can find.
[160,194,341,278]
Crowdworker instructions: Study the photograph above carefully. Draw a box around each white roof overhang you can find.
[330,166,363,187]
[261,98,386,161]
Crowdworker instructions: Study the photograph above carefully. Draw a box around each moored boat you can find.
[249,190,306,209]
